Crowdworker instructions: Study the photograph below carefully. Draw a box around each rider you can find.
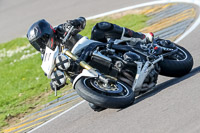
[27,17,154,111]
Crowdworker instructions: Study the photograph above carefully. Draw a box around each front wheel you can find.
[74,77,135,109]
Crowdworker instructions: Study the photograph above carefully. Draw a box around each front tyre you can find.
[74,77,135,109]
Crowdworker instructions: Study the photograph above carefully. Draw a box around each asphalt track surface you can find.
[1,0,200,133]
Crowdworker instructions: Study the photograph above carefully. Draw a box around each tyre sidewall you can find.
[74,77,135,108]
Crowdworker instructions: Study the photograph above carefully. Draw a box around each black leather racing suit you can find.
[91,21,146,43]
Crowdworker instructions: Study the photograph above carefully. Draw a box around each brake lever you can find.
[62,26,74,44]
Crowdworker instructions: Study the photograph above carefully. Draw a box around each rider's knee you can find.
[96,22,113,31]
[91,22,110,42]
[91,22,123,41]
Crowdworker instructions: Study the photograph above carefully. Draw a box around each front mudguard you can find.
[72,69,98,87]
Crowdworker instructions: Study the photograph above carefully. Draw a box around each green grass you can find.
[0,14,150,128]
[0,38,29,51]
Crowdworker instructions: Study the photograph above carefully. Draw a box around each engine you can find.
[89,50,113,74]
[89,49,141,86]
[89,48,160,93]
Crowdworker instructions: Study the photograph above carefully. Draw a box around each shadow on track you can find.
[135,66,200,104]
[117,66,200,112]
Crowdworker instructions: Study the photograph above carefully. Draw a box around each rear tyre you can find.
[159,44,193,77]
[74,77,135,109]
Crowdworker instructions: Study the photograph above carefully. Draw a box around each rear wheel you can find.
[159,44,193,77]
[74,77,135,109]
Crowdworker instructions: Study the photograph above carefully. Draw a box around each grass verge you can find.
[0,14,150,129]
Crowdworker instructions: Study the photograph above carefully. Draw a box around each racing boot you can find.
[89,103,106,112]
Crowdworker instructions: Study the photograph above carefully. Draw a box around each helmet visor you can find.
[30,34,49,52]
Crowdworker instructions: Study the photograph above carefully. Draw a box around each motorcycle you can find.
[41,26,193,109]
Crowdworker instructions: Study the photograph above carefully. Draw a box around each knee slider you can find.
[97,22,113,31]
[91,24,107,42]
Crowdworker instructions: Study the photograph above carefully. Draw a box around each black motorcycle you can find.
[42,26,193,109]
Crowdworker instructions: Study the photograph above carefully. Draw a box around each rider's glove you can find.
[65,17,86,35]
[144,32,154,43]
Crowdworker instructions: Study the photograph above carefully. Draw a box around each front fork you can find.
[132,56,164,95]
[63,50,109,84]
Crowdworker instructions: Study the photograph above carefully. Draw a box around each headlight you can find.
[56,54,70,70]
[51,70,66,87]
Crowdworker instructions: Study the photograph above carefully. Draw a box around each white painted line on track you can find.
[28,100,85,133]
[28,0,200,132]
